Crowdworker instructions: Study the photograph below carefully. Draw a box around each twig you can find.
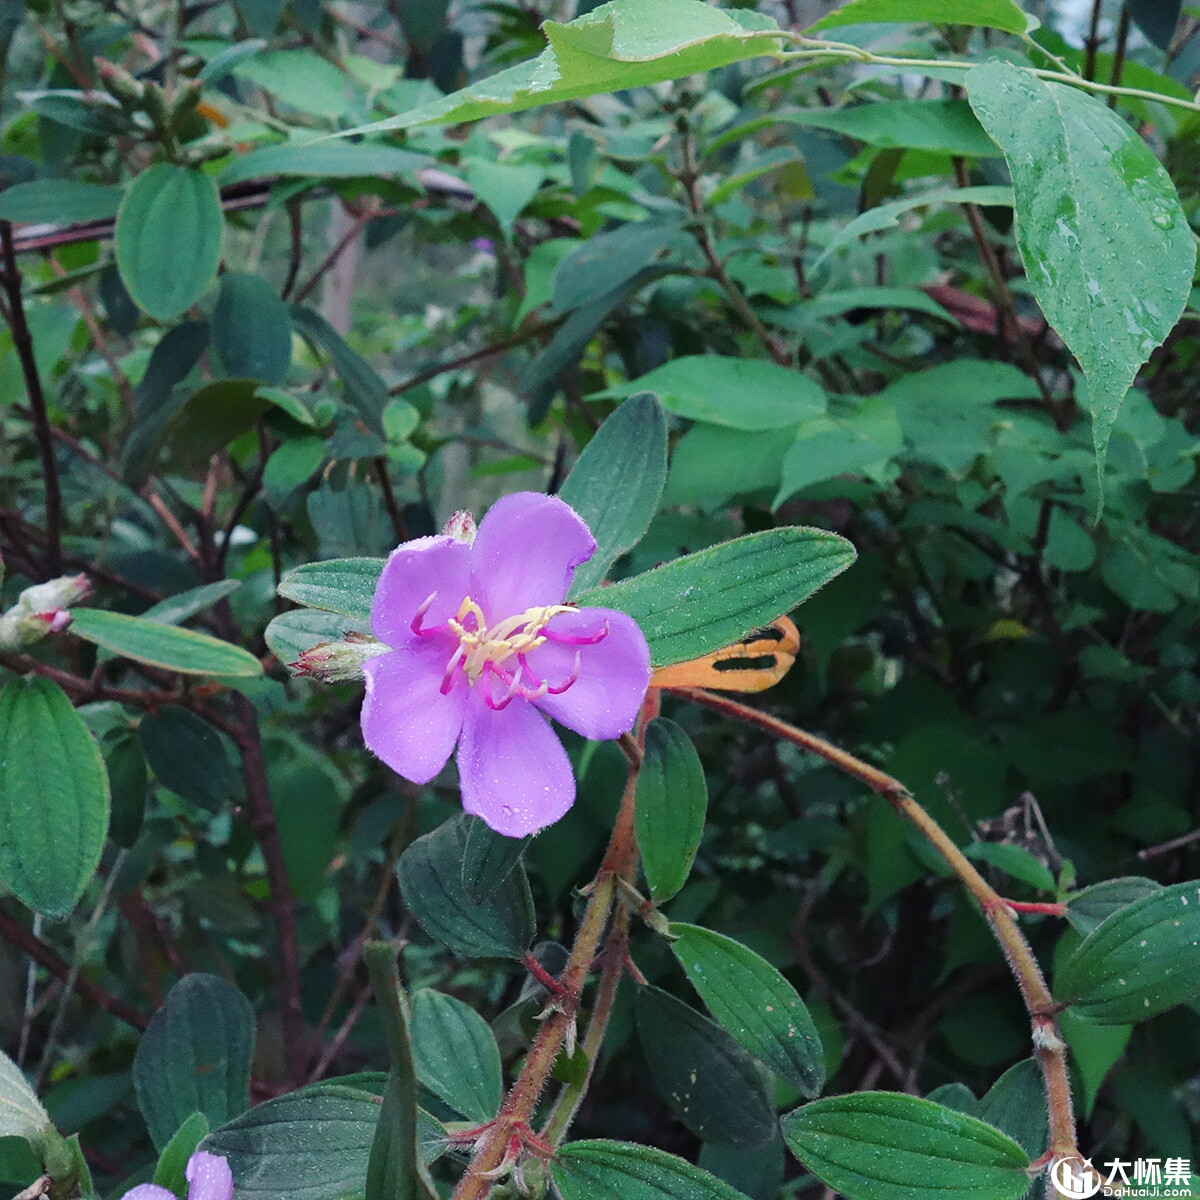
[292,200,387,305]
[386,322,552,397]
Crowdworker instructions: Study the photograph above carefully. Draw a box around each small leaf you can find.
[669,924,824,1098]
[0,677,109,921]
[461,815,530,905]
[552,1139,754,1200]
[1065,876,1162,937]
[133,974,254,1152]
[211,273,293,385]
[116,164,223,322]
[0,1048,51,1146]
[139,707,241,813]
[559,394,668,595]
[807,0,1028,33]
[1055,880,1200,1023]
[396,813,534,959]
[137,581,242,627]
[69,608,262,677]
[0,180,124,224]
[290,306,386,436]
[277,558,385,622]
[153,1112,210,1196]
[635,719,706,903]
[577,526,856,668]
[635,986,777,1149]
[781,1092,1031,1200]
[977,1060,1047,1160]
[410,989,503,1123]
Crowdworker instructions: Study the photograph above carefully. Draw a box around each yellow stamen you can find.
[447,598,575,685]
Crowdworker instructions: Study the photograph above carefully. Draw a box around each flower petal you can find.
[470,493,596,617]
[457,691,574,836]
[186,1153,235,1200]
[371,535,472,648]
[362,642,468,784]
[527,608,650,740]
[120,1187,177,1200]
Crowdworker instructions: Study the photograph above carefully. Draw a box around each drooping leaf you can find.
[635,719,706,903]
[0,1048,51,1146]
[0,677,109,921]
[551,1140,755,1200]
[103,727,148,848]
[211,273,293,385]
[410,989,503,1123]
[807,0,1028,33]
[277,557,385,623]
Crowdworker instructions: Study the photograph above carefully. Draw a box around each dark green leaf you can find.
[290,306,386,436]
[560,394,667,595]
[139,707,241,813]
[103,728,147,848]
[781,1092,1030,1200]
[153,1112,210,1196]
[669,923,824,1098]
[0,677,109,921]
[978,1060,1047,1160]
[277,557,384,622]
[136,581,241,628]
[552,221,690,315]
[636,986,777,1149]
[211,273,292,385]
[781,101,998,157]
[552,1139,755,1200]
[635,719,706,903]
[808,0,1028,32]
[1066,877,1163,937]
[0,180,124,224]
[133,974,254,1152]
[1127,0,1181,50]
[396,814,535,959]
[410,989,503,1122]
[164,379,270,466]
[461,815,530,906]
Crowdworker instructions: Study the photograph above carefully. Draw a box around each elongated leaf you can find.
[635,719,706,903]
[781,101,998,157]
[0,1048,51,1146]
[670,924,824,1098]
[560,394,667,595]
[138,581,242,627]
[808,0,1028,33]
[410,989,503,1122]
[965,61,1195,475]
[69,608,262,677]
[1065,876,1162,938]
[577,526,855,668]
[277,558,385,622]
[396,813,534,959]
[134,974,254,1152]
[0,180,124,224]
[0,678,109,921]
[212,273,293,385]
[116,164,223,322]
[219,140,427,188]
[781,1093,1030,1200]
[978,1060,1047,1160]
[461,815,530,905]
[290,306,386,436]
[552,1140,754,1200]
[1055,880,1200,1023]
[552,221,690,315]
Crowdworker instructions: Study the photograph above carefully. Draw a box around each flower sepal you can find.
[290,632,390,682]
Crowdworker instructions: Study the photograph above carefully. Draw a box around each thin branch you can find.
[292,200,387,306]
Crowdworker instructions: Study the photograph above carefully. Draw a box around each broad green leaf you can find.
[781,101,998,157]
[965,61,1195,476]
[0,678,109,921]
[396,813,535,959]
[552,1140,754,1200]
[211,273,292,385]
[669,924,824,1098]
[461,815,530,906]
[663,424,796,508]
[70,608,262,677]
[163,379,271,466]
[636,986,777,1149]
[808,0,1028,33]
[0,180,124,224]
[115,165,223,322]
[153,1112,210,1196]
[290,306,386,436]
[635,719,706,903]
[964,842,1057,893]
[596,357,825,431]
[464,159,544,237]
[410,989,503,1123]
[230,49,352,118]
[560,394,668,595]
[781,1093,1030,1200]
[552,221,691,315]
[220,139,427,187]
[351,0,782,130]
[264,609,371,666]
[0,1048,51,1145]
[1055,880,1200,1023]
[133,974,254,1152]
[139,707,241,813]
[1065,876,1162,937]
[277,557,384,622]
[577,526,856,668]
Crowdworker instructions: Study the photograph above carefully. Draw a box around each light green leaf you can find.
[277,557,384,622]
[808,0,1028,33]
[463,159,544,237]
[781,101,998,157]
[220,140,427,187]
[152,1112,210,1196]
[635,719,706,903]
[410,990,503,1123]
[0,180,124,224]
[552,1140,754,1200]
[0,1049,51,1146]
[230,49,353,118]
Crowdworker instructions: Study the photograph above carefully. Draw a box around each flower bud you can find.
[442,510,477,544]
[0,573,91,650]
[290,632,389,682]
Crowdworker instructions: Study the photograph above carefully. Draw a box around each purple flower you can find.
[361,492,651,837]
[121,1152,234,1200]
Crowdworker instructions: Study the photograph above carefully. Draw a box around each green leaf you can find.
[69,608,262,677]
[211,273,293,385]
[1055,880,1200,1023]
[965,61,1195,478]
[461,815,530,906]
[560,394,667,595]
[0,1048,51,1146]
[635,719,706,903]
[0,678,109,921]
[164,379,271,466]
[808,0,1028,33]
[464,159,544,237]
[552,221,690,315]
[1059,1008,1130,1118]
[669,924,824,1098]
[230,49,353,118]
[597,357,825,431]
[410,989,503,1123]
[636,986,778,1149]
[782,101,998,157]
[264,609,370,666]
[1065,876,1163,937]
[139,707,241,813]
[290,306,387,437]
[219,140,428,188]
[277,557,385,622]
[153,1112,210,1197]
[551,1140,755,1200]
[103,727,148,848]
[663,425,796,508]
[396,813,535,959]
[576,526,856,668]
[977,1060,1047,1160]
[781,1093,1031,1200]
[116,165,223,322]
[0,180,124,224]
[133,974,254,1152]
[1127,0,1181,50]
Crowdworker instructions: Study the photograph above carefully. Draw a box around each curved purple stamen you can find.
[542,619,609,647]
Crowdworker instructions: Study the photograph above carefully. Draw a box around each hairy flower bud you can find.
[290,632,390,682]
[442,510,477,544]
[0,574,90,650]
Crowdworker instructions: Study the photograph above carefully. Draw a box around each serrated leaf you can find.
[577,526,855,668]
[559,394,668,595]
[0,677,109,921]
[70,608,262,677]
[807,0,1028,33]
[461,815,530,905]
[551,1139,754,1200]
[211,273,293,385]
[116,165,223,322]
[277,558,385,622]
[410,989,503,1123]
[965,61,1194,481]
[635,719,706,903]
[669,924,824,1098]
[1065,876,1162,937]
[1056,880,1200,1023]
[0,1048,51,1146]
[134,974,254,1152]
[397,813,534,959]
[781,1093,1030,1200]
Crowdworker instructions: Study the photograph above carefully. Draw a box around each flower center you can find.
[411,593,609,710]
